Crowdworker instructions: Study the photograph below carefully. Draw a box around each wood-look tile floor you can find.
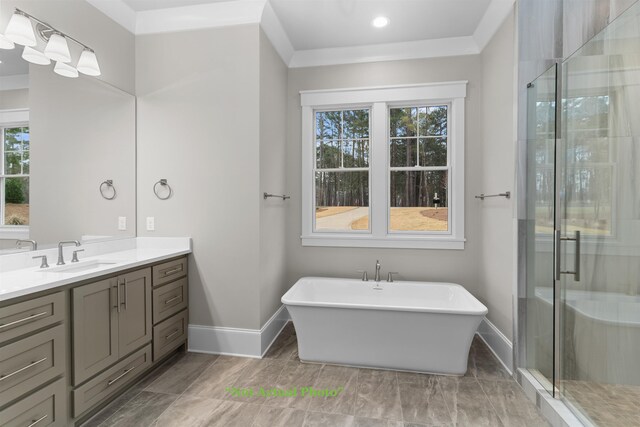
[82,323,549,427]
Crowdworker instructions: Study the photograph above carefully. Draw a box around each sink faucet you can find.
[16,239,37,251]
[57,240,81,265]
[374,260,381,282]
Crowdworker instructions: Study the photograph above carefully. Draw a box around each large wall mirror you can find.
[0,3,136,254]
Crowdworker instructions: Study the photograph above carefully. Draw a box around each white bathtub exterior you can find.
[282,277,488,375]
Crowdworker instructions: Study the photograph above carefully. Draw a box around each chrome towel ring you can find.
[99,180,116,200]
[153,179,172,200]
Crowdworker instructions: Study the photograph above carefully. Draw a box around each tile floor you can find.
[83,323,549,427]
[562,380,640,427]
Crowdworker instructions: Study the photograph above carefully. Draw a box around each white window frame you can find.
[0,109,30,240]
[301,82,467,250]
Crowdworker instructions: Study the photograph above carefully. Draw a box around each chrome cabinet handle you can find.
[107,365,137,386]
[555,230,580,282]
[0,311,48,330]
[121,279,127,310]
[162,266,183,277]
[164,295,182,305]
[165,329,180,340]
[27,414,48,427]
[0,357,47,382]
[112,285,118,311]
[116,282,121,313]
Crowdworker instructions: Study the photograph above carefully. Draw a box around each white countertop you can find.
[0,237,191,302]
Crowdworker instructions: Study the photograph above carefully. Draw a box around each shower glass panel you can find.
[559,2,640,424]
[525,65,557,393]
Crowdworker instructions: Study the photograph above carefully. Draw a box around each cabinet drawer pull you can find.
[27,414,48,427]
[165,329,181,340]
[122,279,128,310]
[162,266,183,277]
[107,365,137,386]
[0,357,48,382]
[0,311,48,330]
[164,295,182,305]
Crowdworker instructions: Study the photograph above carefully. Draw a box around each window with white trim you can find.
[301,82,466,249]
[0,109,30,237]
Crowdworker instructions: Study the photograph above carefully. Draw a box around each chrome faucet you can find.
[374,260,381,282]
[57,240,81,265]
[16,239,37,251]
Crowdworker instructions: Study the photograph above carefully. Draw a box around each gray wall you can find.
[478,9,516,339]
[285,57,486,312]
[0,89,28,110]
[136,24,263,330]
[258,29,288,326]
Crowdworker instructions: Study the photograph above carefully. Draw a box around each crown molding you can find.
[85,0,513,68]
[473,0,516,51]
[289,36,480,68]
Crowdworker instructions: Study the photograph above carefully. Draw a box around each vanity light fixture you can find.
[0,8,101,77]
[372,16,389,28]
[0,33,14,50]
[4,10,36,46]
[22,46,51,65]
[54,61,78,78]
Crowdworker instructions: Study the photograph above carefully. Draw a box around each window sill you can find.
[0,227,29,240]
[301,234,465,250]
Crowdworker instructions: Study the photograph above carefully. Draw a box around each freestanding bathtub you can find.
[282,277,488,375]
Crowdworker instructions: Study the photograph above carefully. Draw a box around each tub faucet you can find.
[375,260,381,282]
[57,240,81,265]
[16,239,37,251]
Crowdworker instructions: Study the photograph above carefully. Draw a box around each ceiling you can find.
[0,47,29,77]
[86,0,514,67]
[270,0,492,50]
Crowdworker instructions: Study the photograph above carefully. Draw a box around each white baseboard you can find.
[188,305,291,358]
[476,317,513,374]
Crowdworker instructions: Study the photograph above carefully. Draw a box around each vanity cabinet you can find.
[72,268,152,386]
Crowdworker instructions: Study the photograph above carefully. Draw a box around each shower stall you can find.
[523,2,640,425]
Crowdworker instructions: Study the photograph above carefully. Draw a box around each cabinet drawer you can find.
[152,257,187,287]
[73,344,152,417]
[0,378,67,427]
[0,325,65,405]
[153,310,187,361]
[152,277,188,324]
[0,292,65,345]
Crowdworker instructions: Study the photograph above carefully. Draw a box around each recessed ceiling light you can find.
[372,16,389,28]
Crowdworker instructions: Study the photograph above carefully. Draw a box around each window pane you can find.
[4,128,24,151]
[315,171,369,231]
[343,109,369,139]
[390,138,417,167]
[390,107,417,137]
[342,139,369,168]
[419,105,448,136]
[419,137,447,166]
[21,127,29,151]
[4,177,29,225]
[21,151,30,174]
[316,111,342,140]
[4,151,22,175]
[390,170,448,232]
[316,140,340,169]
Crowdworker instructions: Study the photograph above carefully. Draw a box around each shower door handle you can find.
[555,230,580,282]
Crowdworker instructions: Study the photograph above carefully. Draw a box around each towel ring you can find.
[99,180,116,200]
[153,179,172,200]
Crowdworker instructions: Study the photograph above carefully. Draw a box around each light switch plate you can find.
[146,216,155,231]
[118,216,127,230]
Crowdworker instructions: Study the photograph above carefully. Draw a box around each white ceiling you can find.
[270,0,492,50]
[0,47,29,77]
[86,0,515,67]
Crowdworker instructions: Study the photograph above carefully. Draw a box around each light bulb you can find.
[5,11,36,46]
[44,33,71,63]
[77,49,101,76]
[372,16,389,28]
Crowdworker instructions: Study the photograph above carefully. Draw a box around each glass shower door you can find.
[525,65,557,393]
[558,2,640,424]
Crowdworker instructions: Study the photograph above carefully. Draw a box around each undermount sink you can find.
[45,259,118,273]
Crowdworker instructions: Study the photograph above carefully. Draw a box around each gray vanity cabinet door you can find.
[72,278,119,386]
[117,268,152,357]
